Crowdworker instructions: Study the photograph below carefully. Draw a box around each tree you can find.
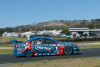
[0,28,5,36]
[62,27,69,35]
[4,27,13,32]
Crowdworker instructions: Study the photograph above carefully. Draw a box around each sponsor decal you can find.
[48,50,51,52]
[43,54,46,55]
[25,42,32,49]
[47,53,50,55]
[39,54,42,55]
[17,48,22,50]
[35,46,51,50]
[17,52,22,54]
[35,54,37,56]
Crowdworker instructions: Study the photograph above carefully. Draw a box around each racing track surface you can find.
[0,48,100,65]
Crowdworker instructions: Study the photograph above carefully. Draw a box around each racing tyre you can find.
[24,49,33,57]
[64,46,73,55]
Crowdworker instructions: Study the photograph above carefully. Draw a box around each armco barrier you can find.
[57,38,100,42]
[77,44,94,47]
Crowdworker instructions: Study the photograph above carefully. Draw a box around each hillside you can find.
[0,19,100,33]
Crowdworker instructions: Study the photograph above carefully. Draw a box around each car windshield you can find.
[27,37,61,44]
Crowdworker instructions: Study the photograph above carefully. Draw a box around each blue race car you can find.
[11,37,82,57]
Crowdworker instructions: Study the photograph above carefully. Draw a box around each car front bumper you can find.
[73,47,82,54]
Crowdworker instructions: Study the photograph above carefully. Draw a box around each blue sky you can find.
[0,0,100,28]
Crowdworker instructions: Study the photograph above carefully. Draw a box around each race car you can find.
[11,37,82,57]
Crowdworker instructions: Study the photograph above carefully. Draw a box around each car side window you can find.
[44,39,56,44]
[31,38,44,45]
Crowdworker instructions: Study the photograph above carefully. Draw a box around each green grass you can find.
[0,46,12,47]
[0,49,13,54]
[0,57,100,67]
[11,37,27,41]
[0,36,27,42]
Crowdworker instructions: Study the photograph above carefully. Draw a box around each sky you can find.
[0,0,100,28]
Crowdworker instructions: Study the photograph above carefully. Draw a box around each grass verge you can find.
[0,57,100,67]
[0,49,13,54]
[0,36,27,42]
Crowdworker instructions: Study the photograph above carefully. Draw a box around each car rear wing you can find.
[11,40,19,45]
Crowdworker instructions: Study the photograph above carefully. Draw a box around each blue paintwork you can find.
[13,49,25,56]
[11,37,81,57]
[11,40,19,45]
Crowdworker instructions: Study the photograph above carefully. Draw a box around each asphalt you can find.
[0,48,100,65]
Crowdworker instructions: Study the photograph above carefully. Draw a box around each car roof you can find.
[27,37,53,41]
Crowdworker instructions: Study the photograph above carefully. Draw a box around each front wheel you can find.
[64,46,73,55]
[24,49,33,57]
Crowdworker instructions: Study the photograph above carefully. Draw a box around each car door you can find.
[31,38,59,54]
[31,38,53,54]
[43,38,59,54]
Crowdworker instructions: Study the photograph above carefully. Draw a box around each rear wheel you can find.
[64,46,73,55]
[24,49,33,57]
